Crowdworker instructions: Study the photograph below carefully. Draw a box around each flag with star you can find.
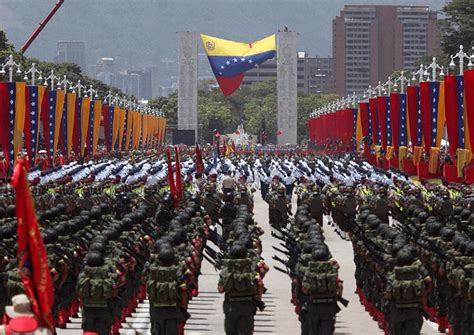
[102,105,113,152]
[407,85,422,148]
[201,34,276,96]
[420,81,442,152]
[72,96,82,158]
[0,82,26,168]
[24,85,45,165]
[445,75,466,156]
[359,101,371,154]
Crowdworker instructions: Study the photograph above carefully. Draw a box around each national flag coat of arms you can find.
[201,34,276,96]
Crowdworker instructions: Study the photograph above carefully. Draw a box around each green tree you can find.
[297,93,339,143]
[440,0,474,58]
[149,93,178,125]
[198,95,233,142]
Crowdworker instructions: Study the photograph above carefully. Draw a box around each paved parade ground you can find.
[58,194,439,335]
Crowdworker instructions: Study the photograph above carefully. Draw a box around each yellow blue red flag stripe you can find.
[201,34,276,96]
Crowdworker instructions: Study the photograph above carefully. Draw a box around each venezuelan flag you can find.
[201,34,276,96]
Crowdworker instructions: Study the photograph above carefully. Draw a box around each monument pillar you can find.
[177,31,198,143]
[277,31,298,145]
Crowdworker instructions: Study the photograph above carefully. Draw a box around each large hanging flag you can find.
[201,34,276,96]
[11,158,55,331]
[52,90,65,163]
[175,146,183,202]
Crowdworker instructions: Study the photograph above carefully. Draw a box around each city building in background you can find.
[94,56,154,100]
[55,41,86,71]
[333,5,440,96]
[242,52,335,94]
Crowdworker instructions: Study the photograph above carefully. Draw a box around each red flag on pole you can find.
[11,158,55,330]
[195,144,204,174]
[166,149,178,207]
[175,146,183,202]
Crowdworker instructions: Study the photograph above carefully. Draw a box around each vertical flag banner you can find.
[465,70,474,151]
[52,90,65,163]
[0,82,9,162]
[59,93,68,158]
[352,108,358,152]
[125,110,133,151]
[201,34,276,96]
[445,75,464,156]
[66,92,76,159]
[86,100,95,157]
[25,85,39,164]
[13,82,26,165]
[407,85,423,164]
[118,108,126,151]
[420,81,440,152]
[377,96,388,149]
[111,106,119,151]
[355,107,363,152]
[72,96,82,158]
[92,100,102,157]
[359,102,370,154]
[80,96,91,157]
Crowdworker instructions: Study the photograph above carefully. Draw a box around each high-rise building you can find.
[56,41,86,71]
[129,69,152,100]
[242,53,335,94]
[333,5,440,96]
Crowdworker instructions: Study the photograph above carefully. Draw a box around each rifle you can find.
[272,246,290,257]
[395,223,466,271]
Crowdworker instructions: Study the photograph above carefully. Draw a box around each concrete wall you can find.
[277,31,298,145]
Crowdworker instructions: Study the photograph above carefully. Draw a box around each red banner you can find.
[464,70,474,152]
[175,146,182,202]
[166,149,178,207]
[444,76,460,156]
[390,93,400,150]
[11,159,55,330]
[377,97,388,148]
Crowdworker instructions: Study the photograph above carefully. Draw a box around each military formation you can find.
[0,148,473,334]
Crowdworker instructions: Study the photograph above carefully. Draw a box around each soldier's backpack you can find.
[302,261,338,300]
[6,267,24,297]
[309,193,324,214]
[222,259,256,298]
[78,265,115,307]
[146,264,180,307]
[391,262,424,307]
